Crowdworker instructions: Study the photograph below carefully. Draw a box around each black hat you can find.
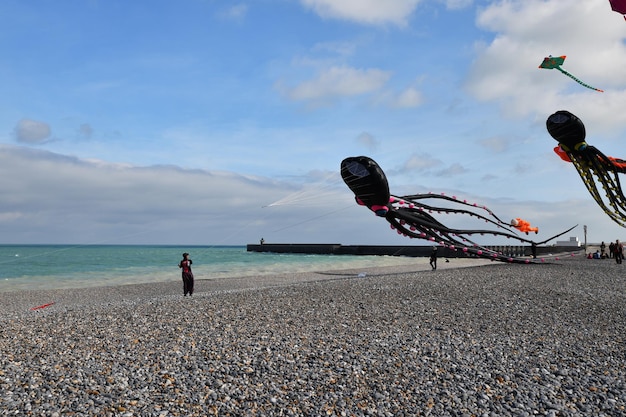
[182,252,189,257]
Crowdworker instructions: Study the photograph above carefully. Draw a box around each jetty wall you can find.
[246,244,580,258]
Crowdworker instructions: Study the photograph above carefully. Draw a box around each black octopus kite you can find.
[547,109,626,227]
[340,156,577,264]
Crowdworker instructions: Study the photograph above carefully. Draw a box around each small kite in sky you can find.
[547,109,626,226]
[610,0,626,20]
[539,55,604,92]
[511,218,538,234]
[340,156,577,264]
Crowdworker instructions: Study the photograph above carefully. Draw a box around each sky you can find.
[2,0,626,246]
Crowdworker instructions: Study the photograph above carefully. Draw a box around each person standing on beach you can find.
[179,252,194,296]
[429,246,438,270]
[614,240,623,264]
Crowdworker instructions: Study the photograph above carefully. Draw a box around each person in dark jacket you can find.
[179,252,194,296]
[429,247,438,270]
[614,240,623,264]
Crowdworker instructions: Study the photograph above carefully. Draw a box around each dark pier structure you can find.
[246,244,577,258]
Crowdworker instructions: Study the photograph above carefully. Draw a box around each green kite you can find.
[539,55,603,93]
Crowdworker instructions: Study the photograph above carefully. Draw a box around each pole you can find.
[584,225,587,252]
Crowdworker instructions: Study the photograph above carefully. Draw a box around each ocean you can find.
[0,245,427,292]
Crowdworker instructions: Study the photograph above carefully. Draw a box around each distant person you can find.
[614,240,624,264]
[429,247,438,270]
[531,242,537,259]
[609,242,615,258]
[179,252,194,296]
[601,241,606,258]
[593,250,601,259]
[260,238,265,245]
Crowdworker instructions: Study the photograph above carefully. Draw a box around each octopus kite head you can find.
[546,110,587,152]
[340,156,390,216]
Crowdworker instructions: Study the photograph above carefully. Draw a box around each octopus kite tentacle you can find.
[341,156,577,264]
[547,110,626,226]
[401,193,507,223]
[385,196,527,258]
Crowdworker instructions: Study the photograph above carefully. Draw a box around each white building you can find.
[555,236,580,247]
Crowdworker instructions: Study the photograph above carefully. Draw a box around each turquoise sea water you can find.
[0,245,427,292]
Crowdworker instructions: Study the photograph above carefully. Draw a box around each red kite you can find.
[610,0,626,20]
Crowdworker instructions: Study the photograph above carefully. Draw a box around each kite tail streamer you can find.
[565,147,626,226]
[546,110,626,226]
[557,67,604,93]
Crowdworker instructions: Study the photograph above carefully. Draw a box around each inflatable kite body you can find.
[553,145,626,171]
[511,218,538,234]
[341,156,577,264]
[547,110,626,226]
[539,56,603,93]
[341,156,390,216]
[610,0,626,20]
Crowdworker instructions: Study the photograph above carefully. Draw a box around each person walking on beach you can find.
[614,240,623,264]
[179,252,194,296]
[429,246,438,270]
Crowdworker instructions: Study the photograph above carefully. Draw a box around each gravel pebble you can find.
[1,256,626,416]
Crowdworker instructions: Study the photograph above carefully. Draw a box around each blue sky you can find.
[2,0,626,245]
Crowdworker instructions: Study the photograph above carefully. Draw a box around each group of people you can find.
[594,240,624,263]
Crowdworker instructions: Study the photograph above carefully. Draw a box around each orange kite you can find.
[511,218,538,234]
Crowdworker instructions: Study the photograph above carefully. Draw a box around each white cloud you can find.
[442,0,473,10]
[14,119,51,144]
[300,0,422,26]
[218,4,248,21]
[0,144,617,245]
[0,212,23,222]
[437,162,468,177]
[478,136,511,153]
[465,0,626,134]
[392,87,424,108]
[312,40,357,57]
[355,132,379,150]
[0,145,387,245]
[279,66,391,102]
[78,123,94,139]
[397,153,443,173]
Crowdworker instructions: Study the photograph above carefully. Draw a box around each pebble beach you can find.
[2,255,626,416]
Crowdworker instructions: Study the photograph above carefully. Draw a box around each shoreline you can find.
[0,249,442,295]
[0,257,495,317]
[0,245,583,295]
